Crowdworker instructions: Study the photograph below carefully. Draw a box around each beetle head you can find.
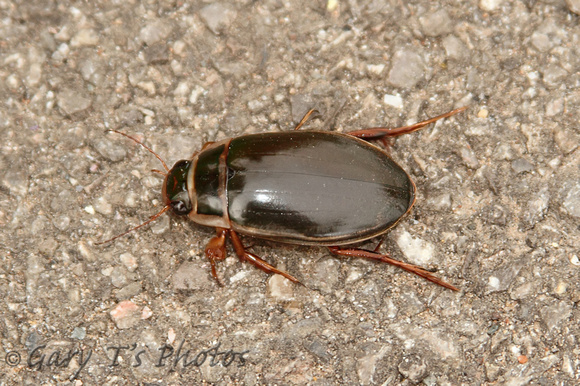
[163,160,193,216]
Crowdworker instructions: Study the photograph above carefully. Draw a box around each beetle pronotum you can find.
[97,106,467,291]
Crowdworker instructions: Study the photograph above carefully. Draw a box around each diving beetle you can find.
[98,107,467,291]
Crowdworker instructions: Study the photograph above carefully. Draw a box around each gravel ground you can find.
[1,0,579,384]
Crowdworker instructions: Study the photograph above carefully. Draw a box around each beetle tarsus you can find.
[328,246,459,291]
[229,230,300,284]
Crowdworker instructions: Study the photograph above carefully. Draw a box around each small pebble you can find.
[562,184,580,218]
[267,274,294,301]
[140,19,173,45]
[199,3,237,34]
[566,0,580,15]
[94,196,113,215]
[120,253,138,272]
[541,301,572,330]
[387,49,425,89]
[511,158,534,174]
[396,230,434,265]
[172,262,212,290]
[554,127,579,154]
[93,138,127,162]
[167,328,176,344]
[480,0,504,11]
[419,9,453,37]
[442,35,467,59]
[367,64,385,76]
[70,327,86,340]
[383,94,403,109]
[110,301,141,329]
[142,306,153,320]
[57,89,92,116]
[71,29,99,47]
[477,108,489,118]
[460,147,479,169]
[327,0,339,12]
[542,64,568,88]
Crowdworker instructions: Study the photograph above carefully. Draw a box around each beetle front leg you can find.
[229,230,300,283]
[204,228,228,286]
[328,246,459,291]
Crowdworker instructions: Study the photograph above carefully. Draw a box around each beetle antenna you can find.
[294,109,321,130]
[107,130,170,172]
[94,205,171,245]
[151,169,167,177]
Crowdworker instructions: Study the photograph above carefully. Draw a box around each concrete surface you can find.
[1,0,579,384]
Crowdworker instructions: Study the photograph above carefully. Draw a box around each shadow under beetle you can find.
[97,106,467,291]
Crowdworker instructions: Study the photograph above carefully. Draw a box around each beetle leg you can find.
[229,230,300,283]
[204,228,228,286]
[372,239,384,253]
[294,109,320,131]
[346,106,467,141]
[328,246,459,291]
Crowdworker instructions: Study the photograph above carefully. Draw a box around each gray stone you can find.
[305,340,330,361]
[460,146,480,169]
[398,354,427,382]
[358,346,389,385]
[312,258,339,293]
[511,158,534,174]
[199,3,237,35]
[554,127,580,154]
[524,187,549,226]
[387,49,425,89]
[267,274,294,301]
[486,258,526,293]
[566,0,580,15]
[110,300,141,329]
[115,281,142,300]
[480,0,504,11]
[92,138,127,162]
[2,169,28,197]
[57,88,92,115]
[426,193,452,211]
[540,300,572,330]
[545,97,564,117]
[419,9,453,37]
[144,43,169,64]
[110,267,129,288]
[70,327,86,340]
[542,64,568,88]
[442,35,467,59]
[172,261,212,290]
[562,184,580,218]
[395,229,434,266]
[70,29,99,47]
[140,19,173,46]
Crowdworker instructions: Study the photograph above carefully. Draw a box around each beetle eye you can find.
[171,200,190,215]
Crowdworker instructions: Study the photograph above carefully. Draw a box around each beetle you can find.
[97,106,467,291]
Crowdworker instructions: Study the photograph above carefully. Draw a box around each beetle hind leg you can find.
[328,246,459,291]
[229,230,300,284]
[346,106,467,141]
